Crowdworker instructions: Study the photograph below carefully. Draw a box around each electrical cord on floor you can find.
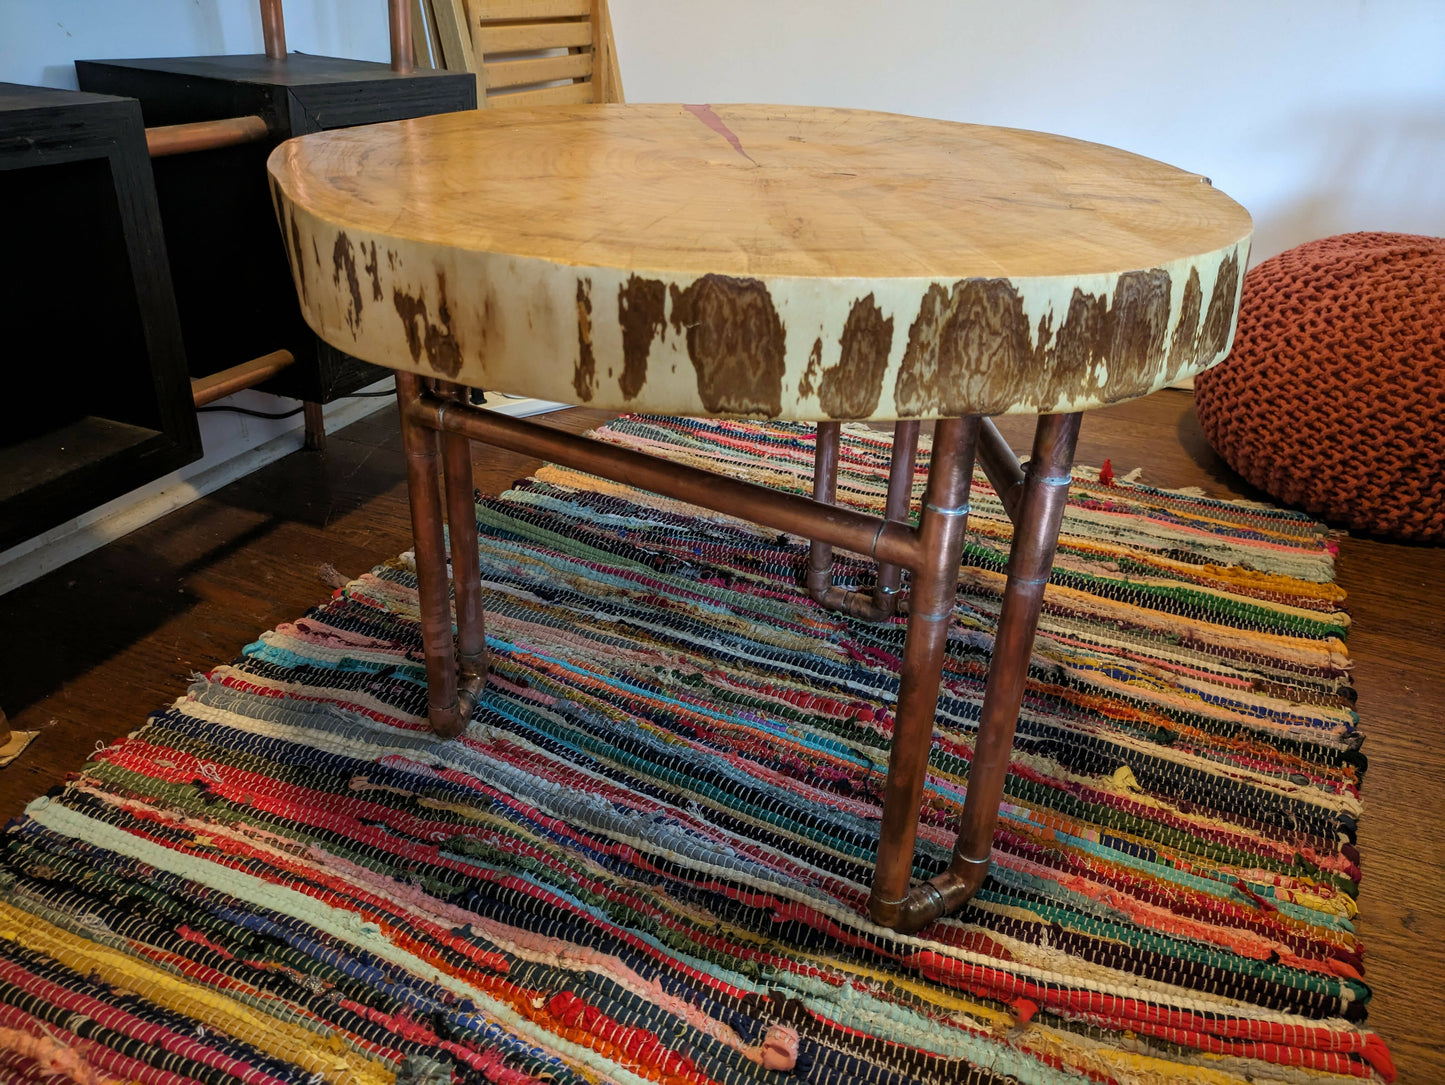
[196,404,304,419]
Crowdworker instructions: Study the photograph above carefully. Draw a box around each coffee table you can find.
[268,103,1251,932]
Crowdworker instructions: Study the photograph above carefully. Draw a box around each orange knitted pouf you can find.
[1195,232,1445,542]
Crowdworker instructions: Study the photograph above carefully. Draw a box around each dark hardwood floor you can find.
[2,391,1441,1081]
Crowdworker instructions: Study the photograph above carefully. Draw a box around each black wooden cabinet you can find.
[75,54,476,403]
[0,83,201,552]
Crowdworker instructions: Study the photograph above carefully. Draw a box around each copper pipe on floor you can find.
[396,372,466,738]
[806,421,921,621]
[190,349,295,406]
[866,416,980,930]
[404,392,922,570]
[886,411,1083,932]
[146,115,270,158]
[976,417,1026,524]
[260,0,287,59]
[440,382,488,721]
[389,0,415,73]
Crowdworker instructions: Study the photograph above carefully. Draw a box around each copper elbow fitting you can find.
[868,855,992,933]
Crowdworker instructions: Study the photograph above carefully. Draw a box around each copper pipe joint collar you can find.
[427,699,467,740]
[868,882,944,931]
[457,667,485,714]
[806,583,895,623]
[803,559,833,593]
[877,858,993,934]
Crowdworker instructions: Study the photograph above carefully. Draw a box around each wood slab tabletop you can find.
[269,103,1251,420]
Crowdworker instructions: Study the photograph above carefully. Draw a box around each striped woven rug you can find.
[0,416,1392,1085]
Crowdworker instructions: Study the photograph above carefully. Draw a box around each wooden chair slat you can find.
[475,21,592,55]
[485,80,594,108]
[419,0,620,109]
[473,0,592,22]
[484,51,593,90]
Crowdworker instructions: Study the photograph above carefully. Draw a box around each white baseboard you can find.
[0,386,565,597]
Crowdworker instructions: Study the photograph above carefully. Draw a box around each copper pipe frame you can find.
[806,421,921,621]
[976,418,1026,524]
[260,0,287,59]
[397,385,917,739]
[873,411,1083,933]
[404,393,920,568]
[146,115,271,158]
[396,377,1083,931]
[389,0,415,73]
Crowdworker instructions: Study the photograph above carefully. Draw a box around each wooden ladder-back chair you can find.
[417,0,624,107]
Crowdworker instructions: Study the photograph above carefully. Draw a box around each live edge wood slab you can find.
[267,103,1252,421]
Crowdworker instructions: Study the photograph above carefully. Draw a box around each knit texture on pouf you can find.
[1195,232,1445,542]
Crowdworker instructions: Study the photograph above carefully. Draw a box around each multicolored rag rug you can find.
[0,416,1392,1085]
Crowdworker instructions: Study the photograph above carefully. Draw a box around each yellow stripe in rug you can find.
[0,897,394,1085]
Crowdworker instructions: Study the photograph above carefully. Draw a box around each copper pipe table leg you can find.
[806,420,921,622]
[885,411,1083,933]
[866,416,980,929]
[441,382,488,722]
[396,372,465,737]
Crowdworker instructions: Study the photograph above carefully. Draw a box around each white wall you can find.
[610,0,1445,264]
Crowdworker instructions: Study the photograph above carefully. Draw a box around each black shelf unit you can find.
[0,83,201,553]
[75,53,477,404]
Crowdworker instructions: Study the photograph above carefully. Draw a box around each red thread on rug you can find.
[1010,997,1039,1024]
